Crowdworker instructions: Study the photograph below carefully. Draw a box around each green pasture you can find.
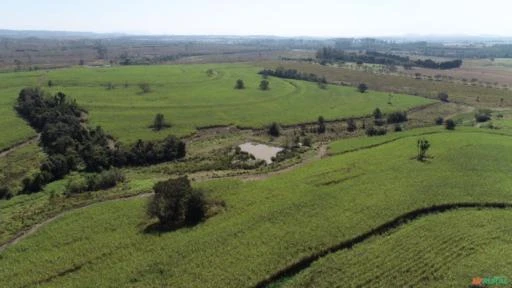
[2,129,512,287]
[0,63,433,146]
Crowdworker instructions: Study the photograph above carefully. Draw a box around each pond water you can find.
[238,142,283,164]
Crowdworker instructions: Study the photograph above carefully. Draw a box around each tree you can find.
[435,117,444,125]
[445,119,456,130]
[48,80,53,87]
[147,176,206,229]
[346,118,357,132]
[151,113,170,131]
[138,82,151,93]
[373,108,383,119]
[317,116,326,134]
[235,79,245,90]
[387,111,408,124]
[438,92,449,102]
[0,186,12,200]
[259,80,270,90]
[416,138,430,161]
[358,83,368,93]
[268,122,281,137]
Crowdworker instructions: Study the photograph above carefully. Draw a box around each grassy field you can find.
[281,209,512,288]
[2,128,512,287]
[0,63,433,146]
[267,61,512,108]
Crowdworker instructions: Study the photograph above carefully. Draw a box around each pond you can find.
[238,142,283,164]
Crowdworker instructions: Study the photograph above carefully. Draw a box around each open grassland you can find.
[281,209,512,288]
[0,63,433,145]
[266,61,512,108]
[2,129,512,287]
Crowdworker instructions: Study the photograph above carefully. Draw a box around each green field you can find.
[2,128,512,287]
[282,209,512,288]
[0,63,433,146]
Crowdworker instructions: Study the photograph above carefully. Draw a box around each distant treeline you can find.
[259,67,327,83]
[316,47,463,69]
[16,88,186,193]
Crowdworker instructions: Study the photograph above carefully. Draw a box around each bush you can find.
[387,111,408,124]
[317,116,326,134]
[235,79,245,89]
[268,122,281,137]
[147,176,207,228]
[435,117,444,125]
[0,186,13,200]
[259,80,270,90]
[474,109,492,123]
[151,113,171,131]
[394,124,403,132]
[366,127,387,136]
[438,92,449,102]
[346,118,357,132]
[302,137,312,147]
[138,82,151,93]
[86,169,125,191]
[358,83,368,93]
[445,119,456,130]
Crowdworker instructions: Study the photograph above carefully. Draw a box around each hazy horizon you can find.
[1,0,511,37]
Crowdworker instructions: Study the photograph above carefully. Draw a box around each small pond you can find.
[238,142,284,164]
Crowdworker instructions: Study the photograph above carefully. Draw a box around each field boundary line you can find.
[253,202,512,288]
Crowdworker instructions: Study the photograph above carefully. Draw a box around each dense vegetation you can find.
[259,67,327,83]
[15,88,186,193]
[316,48,463,69]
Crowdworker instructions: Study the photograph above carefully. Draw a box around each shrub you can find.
[346,118,357,132]
[268,122,281,137]
[0,186,13,200]
[435,117,444,125]
[138,82,151,93]
[259,80,270,90]
[474,109,492,123]
[438,92,449,102]
[151,113,171,131]
[394,124,403,132]
[373,108,383,119]
[358,83,368,93]
[147,176,207,228]
[235,79,245,89]
[317,116,326,134]
[302,137,312,147]
[417,138,431,161]
[445,119,456,130]
[387,111,408,124]
[86,169,125,191]
[366,127,387,136]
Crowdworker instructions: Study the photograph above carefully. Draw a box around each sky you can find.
[1,0,511,37]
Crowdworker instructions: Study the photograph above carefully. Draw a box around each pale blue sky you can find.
[1,0,510,36]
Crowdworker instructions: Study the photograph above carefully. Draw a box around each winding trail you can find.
[0,193,152,253]
[0,134,39,158]
[0,144,328,253]
[253,202,512,288]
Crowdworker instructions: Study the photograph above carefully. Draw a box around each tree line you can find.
[316,47,463,70]
[259,67,327,84]
[15,88,186,194]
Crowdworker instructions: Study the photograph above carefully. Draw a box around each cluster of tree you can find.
[16,88,186,194]
[386,111,408,124]
[316,47,463,70]
[416,138,431,161]
[65,169,125,195]
[365,126,388,136]
[259,67,327,84]
[147,176,207,229]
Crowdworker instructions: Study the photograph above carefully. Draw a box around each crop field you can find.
[266,61,512,107]
[0,63,433,145]
[2,128,512,287]
[281,209,512,288]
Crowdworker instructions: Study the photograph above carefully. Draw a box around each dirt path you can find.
[0,144,329,253]
[0,193,152,253]
[0,134,39,158]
